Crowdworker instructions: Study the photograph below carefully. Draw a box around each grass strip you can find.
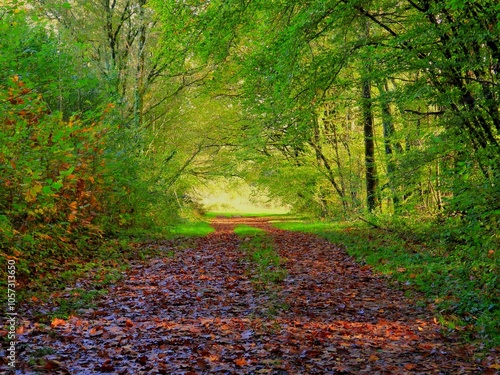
[234,224,287,288]
[166,220,214,237]
[235,224,289,316]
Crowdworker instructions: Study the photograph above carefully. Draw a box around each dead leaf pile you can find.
[2,217,492,374]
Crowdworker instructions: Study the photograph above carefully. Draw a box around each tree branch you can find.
[404,109,445,116]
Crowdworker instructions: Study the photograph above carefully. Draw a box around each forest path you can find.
[10,217,481,374]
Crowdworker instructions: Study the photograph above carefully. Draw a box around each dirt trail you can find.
[7,217,482,374]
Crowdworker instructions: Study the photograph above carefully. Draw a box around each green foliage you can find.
[274,218,499,349]
[0,5,182,288]
[0,8,110,283]
[0,6,103,117]
[152,0,500,226]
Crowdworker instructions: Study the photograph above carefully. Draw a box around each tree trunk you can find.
[378,80,400,210]
[311,118,347,213]
[362,74,379,212]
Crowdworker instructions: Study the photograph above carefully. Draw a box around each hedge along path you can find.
[8,217,482,374]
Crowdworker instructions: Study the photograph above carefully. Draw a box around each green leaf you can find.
[59,166,75,178]
[52,180,64,191]
[42,185,53,195]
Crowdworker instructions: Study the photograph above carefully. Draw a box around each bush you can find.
[0,76,112,277]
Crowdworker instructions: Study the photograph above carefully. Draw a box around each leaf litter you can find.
[3,217,493,374]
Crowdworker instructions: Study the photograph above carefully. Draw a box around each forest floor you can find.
[3,217,493,374]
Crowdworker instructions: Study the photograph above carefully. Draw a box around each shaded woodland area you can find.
[0,0,499,371]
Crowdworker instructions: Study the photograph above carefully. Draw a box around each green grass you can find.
[234,225,289,316]
[274,218,499,350]
[234,224,265,236]
[49,288,107,319]
[166,220,214,237]
[234,225,287,287]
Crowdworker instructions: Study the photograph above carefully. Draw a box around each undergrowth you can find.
[274,217,499,350]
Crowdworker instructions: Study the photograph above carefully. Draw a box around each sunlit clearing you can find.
[193,177,290,215]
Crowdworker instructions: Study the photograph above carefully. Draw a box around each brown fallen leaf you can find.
[43,359,62,370]
[51,318,67,328]
[138,355,148,364]
[89,327,103,336]
[97,360,115,372]
[404,363,417,370]
[234,357,248,366]
[125,319,134,327]
[106,325,123,335]
[196,358,208,370]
